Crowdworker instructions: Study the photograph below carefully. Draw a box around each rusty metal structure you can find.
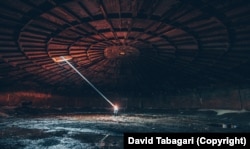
[0,0,250,93]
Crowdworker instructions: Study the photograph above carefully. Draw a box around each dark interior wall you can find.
[136,87,245,110]
[0,91,111,108]
[1,83,250,110]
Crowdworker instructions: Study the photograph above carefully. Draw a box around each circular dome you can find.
[0,0,249,91]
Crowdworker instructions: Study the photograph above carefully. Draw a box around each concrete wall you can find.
[130,87,250,110]
[0,91,106,108]
[0,85,250,110]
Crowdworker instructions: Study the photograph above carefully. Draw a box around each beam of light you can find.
[60,56,115,107]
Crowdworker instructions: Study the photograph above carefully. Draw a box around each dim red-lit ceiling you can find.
[0,0,250,92]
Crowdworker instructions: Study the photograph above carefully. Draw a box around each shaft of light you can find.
[61,56,115,107]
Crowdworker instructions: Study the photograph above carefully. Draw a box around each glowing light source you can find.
[114,105,118,111]
[58,56,115,108]
[52,56,72,63]
[119,51,126,55]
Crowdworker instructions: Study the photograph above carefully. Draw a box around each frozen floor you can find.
[1,109,250,149]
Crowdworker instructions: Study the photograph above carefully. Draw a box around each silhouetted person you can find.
[113,105,118,116]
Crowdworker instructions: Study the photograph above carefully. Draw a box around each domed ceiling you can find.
[0,0,250,93]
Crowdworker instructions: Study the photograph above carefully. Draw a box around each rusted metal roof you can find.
[0,0,250,92]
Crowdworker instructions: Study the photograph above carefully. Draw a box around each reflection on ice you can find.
[1,111,250,148]
[198,109,249,115]
[9,137,93,149]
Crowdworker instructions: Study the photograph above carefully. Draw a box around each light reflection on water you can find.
[0,111,249,148]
